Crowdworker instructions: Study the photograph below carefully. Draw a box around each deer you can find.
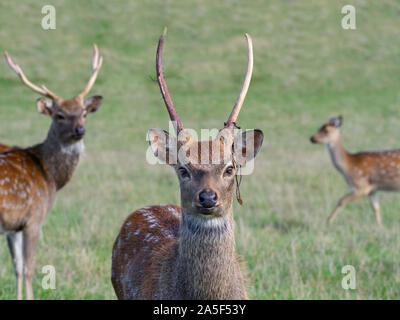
[310,115,400,227]
[0,45,103,299]
[111,29,264,300]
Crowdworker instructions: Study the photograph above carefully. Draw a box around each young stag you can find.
[0,45,103,299]
[310,115,400,227]
[111,30,263,300]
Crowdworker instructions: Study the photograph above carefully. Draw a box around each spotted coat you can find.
[111,204,181,299]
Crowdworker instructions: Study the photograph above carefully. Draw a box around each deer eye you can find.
[224,165,235,177]
[178,167,190,179]
[56,113,65,121]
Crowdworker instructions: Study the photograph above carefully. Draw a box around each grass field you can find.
[1,0,400,299]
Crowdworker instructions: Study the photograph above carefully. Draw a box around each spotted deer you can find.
[0,45,103,299]
[310,115,400,227]
[111,30,263,300]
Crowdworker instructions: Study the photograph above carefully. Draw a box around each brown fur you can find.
[0,144,11,153]
[111,205,181,299]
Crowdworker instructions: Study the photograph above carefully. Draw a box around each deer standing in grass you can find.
[0,45,103,299]
[111,30,263,300]
[310,115,400,227]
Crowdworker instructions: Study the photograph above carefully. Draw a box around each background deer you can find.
[0,45,103,299]
[111,30,263,300]
[310,115,400,227]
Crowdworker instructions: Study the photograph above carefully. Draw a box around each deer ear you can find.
[329,115,343,128]
[233,129,264,166]
[84,95,103,114]
[337,115,343,127]
[36,98,53,117]
[148,129,177,165]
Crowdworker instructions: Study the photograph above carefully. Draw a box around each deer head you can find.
[148,29,263,219]
[310,115,343,144]
[4,45,103,146]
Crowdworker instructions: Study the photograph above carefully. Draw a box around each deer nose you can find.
[198,189,218,208]
[75,125,86,137]
[310,136,316,143]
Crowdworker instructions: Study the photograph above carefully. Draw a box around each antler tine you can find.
[225,33,254,128]
[156,27,184,133]
[4,51,59,100]
[78,44,103,99]
[92,43,99,70]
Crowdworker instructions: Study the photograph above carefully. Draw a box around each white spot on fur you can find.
[144,233,159,243]
[137,209,151,216]
[161,230,174,238]
[167,206,181,219]
[61,140,85,155]
[146,215,158,225]
[202,217,227,228]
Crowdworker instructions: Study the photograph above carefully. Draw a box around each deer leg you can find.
[327,190,366,224]
[7,231,24,300]
[368,192,382,227]
[23,226,41,300]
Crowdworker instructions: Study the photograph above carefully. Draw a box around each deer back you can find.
[111,204,181,299]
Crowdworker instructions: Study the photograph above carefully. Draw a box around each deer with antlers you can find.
[310,115,400,227]
[111,29,263,300]
[0,45,103,299]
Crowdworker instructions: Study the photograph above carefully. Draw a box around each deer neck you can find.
[327,135,349,174]
[32,124,84,191]
[176,206,246,299]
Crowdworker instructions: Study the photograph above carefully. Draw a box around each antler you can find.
[77,44,103,99]
[156,27,184,133]
[4,52,59,100]
[225,33,254,128]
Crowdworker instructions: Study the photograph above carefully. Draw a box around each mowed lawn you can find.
[1,0,400,299]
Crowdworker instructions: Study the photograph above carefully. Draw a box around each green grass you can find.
[1,0,400,299]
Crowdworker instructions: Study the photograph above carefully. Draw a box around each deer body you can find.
[1,46,103,299]
[328,139,400,191]
[112,182,247,300]
[111,30,262,300]
[0,132,83,232]
[310,116,400,226]
[0,136,82,299]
